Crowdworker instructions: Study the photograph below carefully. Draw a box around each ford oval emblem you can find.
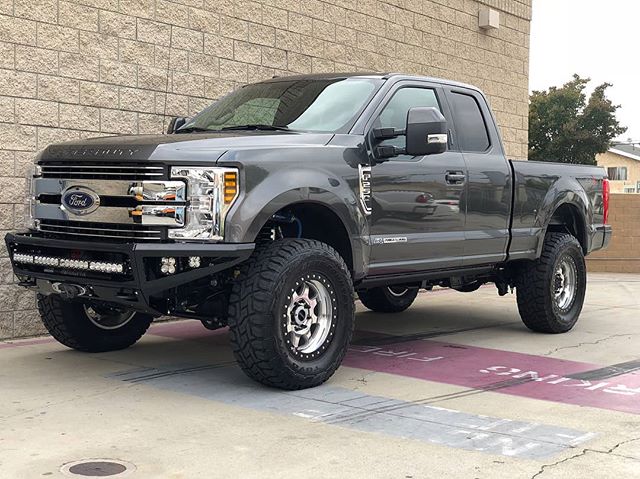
[61,186,100,215]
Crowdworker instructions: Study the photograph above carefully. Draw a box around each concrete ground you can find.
[1,273,639,479]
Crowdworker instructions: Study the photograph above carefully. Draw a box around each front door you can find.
[366,82,467,276]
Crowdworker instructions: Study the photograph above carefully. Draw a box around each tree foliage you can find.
[528,75,626,165]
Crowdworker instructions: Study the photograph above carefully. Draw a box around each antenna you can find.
[161,25,174,134]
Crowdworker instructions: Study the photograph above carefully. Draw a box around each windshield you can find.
[179,78,383,134]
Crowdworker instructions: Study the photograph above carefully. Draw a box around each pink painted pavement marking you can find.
[344,340,640,415]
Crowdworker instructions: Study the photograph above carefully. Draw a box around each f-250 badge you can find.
[358,164,372,215]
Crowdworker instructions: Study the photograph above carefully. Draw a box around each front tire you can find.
[228,239,355,390]
[516,233,587,333]
[358,286,419,313]
[37,295,153,352]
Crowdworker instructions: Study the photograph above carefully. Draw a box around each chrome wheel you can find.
[84,304,135,331]
[387,286,409,297]
[553,256,577,311]
[284,274,335,359]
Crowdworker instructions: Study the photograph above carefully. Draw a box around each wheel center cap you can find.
[554,273,564,294]
[293,304,309,326]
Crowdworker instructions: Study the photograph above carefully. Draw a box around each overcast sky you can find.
[529,0,638,142]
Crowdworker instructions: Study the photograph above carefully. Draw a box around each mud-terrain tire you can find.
[228,239,355,390]
[358,286,419,313]
[516,233,587,333]
[37,294,153,352]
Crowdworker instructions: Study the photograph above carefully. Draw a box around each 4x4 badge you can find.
[358,164,372,216]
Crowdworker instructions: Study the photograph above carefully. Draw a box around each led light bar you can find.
[34,255,60,267]
[12,253,125,274]
[13,253,34,264]
[89,261,124,274]
[59,259,90,270]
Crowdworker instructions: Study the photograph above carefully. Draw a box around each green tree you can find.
[528,75,627,165]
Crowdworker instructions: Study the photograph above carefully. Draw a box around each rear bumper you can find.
[591,224,612,253]
[601,225,612,250]
[5,232,254,315]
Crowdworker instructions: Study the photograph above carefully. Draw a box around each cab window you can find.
[450,92,490,152]
[375,87,443,157]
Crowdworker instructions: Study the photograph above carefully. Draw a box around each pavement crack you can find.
[543,334,635,356]
[531,436,640,478]
[531,449,589,479]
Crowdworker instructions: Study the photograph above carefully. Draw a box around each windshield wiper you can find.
[175,126,213,134]
[219,124,290,132]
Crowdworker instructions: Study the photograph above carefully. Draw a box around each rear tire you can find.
[228,239,355,390]
[37,295,153,352]
[516,233,586,333]
[358,286,419,313]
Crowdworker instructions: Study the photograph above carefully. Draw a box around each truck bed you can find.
[509,160,608,261]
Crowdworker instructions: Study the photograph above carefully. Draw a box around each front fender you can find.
[224,163,370,279]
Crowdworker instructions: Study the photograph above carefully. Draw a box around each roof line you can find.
[609,148,640,161]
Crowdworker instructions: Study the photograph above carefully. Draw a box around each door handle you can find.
[445,171,466,184]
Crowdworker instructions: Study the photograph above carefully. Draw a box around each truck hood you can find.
[40,131,335,163]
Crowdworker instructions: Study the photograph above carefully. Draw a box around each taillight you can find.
[602,178,610,224]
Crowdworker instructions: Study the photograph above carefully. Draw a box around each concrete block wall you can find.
[0,0,532,339]
[587,194,640,274]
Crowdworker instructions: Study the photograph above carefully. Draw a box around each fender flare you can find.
[535,178,590,257]
[224,169,369,279]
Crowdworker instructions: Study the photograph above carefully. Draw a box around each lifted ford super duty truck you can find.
[7,73,612,390]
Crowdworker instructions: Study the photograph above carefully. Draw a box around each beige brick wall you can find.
[587,194,640,274]
[0,0,531,339]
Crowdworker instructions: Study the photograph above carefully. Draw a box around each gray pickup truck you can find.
[7,73,611,390]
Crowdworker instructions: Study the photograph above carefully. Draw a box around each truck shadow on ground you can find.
[19,301,529,382]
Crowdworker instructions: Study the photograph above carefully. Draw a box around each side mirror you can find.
[406,107,448,156]
[166,117,188,134]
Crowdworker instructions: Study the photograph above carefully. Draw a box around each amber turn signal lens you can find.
[223,171,238,204]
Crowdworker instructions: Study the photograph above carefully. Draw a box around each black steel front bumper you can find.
[6,232,255,315]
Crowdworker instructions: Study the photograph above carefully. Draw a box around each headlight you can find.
[169,167,239,241]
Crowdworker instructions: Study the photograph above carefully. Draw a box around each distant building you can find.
[597,144,640,193]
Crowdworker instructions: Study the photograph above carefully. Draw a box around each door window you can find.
[450,92,490,152]
[375,88,442,156]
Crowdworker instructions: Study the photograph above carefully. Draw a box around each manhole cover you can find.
[61,459,135,477]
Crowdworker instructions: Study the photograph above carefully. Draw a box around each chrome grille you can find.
[38,220,163,241]
[40,162,165,180]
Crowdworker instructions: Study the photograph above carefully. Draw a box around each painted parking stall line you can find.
[110,365,595,459]
[344,340,640,415]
